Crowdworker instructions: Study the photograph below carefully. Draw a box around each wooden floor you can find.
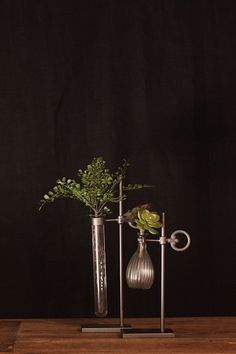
[0,317,235,353]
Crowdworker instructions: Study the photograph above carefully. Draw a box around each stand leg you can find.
[160,212,165,333]
[119,178,124,328]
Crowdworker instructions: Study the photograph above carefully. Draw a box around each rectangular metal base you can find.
[122,328,175,338]
[81,323,132,333]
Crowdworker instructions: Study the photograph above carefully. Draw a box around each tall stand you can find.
[118,178,124,328]
[160,212,166,333]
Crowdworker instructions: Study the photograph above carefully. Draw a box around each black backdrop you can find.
[0,0,235,318]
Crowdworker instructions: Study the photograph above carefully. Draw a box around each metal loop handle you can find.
[169,230,191,252]
[128,221,138,229]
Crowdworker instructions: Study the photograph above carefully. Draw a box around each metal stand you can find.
[82,181,191,337]
[122,212,190,338]
[81,323,131,333]
[122,328,175,338]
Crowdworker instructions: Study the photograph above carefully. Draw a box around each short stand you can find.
[123,212,190,338]
[122,328,175,338]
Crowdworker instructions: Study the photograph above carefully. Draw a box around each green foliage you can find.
[39,157,149,216]
[123,183,153,191]
[134,208,162,235]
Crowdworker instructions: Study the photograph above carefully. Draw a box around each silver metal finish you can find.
[106,218,118,222]
[126,236,155,289]
[169,229,191,251]
[128,221,138,229]
[86,187,190,337]
[91,216,108,317]
[124,212,190,338]
[122,328,175,338]
[160,212,166,333]
[139,213,191,335]
[118,178,124,328]
[81,323,131,333]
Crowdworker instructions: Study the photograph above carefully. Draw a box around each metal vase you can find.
[91,216,108,317]
[126,235,155,289]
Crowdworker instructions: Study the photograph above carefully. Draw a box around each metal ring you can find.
[128,222,138,229]
[169,230,191,252]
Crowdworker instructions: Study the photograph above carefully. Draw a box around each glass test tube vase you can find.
[91,216,108,317]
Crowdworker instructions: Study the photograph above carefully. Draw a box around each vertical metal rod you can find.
[160,212,165,333]
[119,178,124,328]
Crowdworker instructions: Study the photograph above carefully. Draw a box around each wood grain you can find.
[0,317,235,353]
[0,321,20,352]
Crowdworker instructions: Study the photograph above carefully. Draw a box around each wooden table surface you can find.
[0,317,235,353]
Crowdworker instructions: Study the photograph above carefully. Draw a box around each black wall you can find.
[0,0,235,318]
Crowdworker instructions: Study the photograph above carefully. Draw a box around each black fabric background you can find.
[0,0,235,318]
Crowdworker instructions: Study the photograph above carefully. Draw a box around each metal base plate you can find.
[81,323,132,333]
[122,328,175,338]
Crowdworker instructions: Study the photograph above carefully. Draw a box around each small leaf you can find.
[147,226,159,235]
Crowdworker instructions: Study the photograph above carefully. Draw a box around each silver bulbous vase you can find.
[126,235,155,289]
[91,216,108,317]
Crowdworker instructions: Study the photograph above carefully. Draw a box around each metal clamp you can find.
[128,221,138,229]
[169,230,191,252]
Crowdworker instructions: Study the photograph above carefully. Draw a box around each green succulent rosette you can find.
[135,208,162,235]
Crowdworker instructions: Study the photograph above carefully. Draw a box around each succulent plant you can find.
[134,208,162,235]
